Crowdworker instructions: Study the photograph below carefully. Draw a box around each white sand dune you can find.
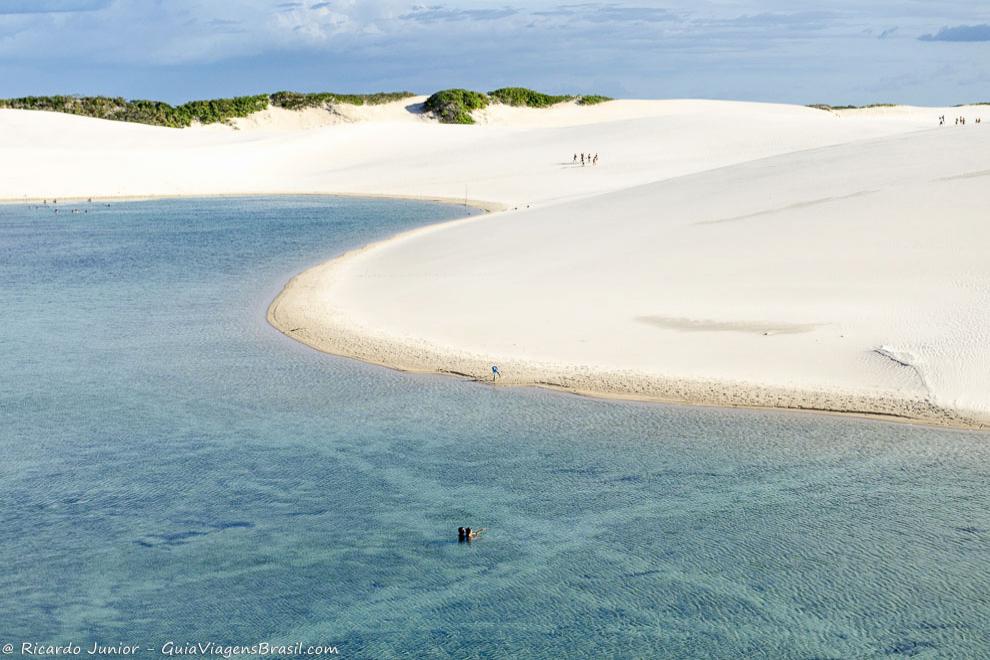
[0,97,960,205]
[3,98,988,426]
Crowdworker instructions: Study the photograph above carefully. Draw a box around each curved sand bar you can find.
[266,103,990,428]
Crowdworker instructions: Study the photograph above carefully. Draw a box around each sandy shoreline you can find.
[0,192,508,213]
[266,219,986,431]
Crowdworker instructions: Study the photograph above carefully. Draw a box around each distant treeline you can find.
[807,103,897,112]
[0,87,611,127]
[425,88,613,124]
[810,102,990,111]
[0,91,415,128]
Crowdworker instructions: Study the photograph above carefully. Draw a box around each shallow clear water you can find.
[1,197,989,659]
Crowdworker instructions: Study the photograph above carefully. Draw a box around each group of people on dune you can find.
[940,114,982,125]
[573,152,599,166]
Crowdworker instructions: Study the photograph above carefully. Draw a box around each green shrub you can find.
[488,87,574,107]
[270,91,414,109]
[179,95,270,125]
[424,89,490,124]
[576,95,612,105]
[485,88,610,108]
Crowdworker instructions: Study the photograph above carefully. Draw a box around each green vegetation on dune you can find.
[487,87,575,107]
[179,95,271,124]
[576,95,613,106]
[0,87,611,127]
[269,91,415,110]
[424,87,613,123]
[0,94,270,127]
[4,92,982,128]
[423,89,491,124]
[0,91,414,127]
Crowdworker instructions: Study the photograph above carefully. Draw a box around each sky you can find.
[0,0,988,105]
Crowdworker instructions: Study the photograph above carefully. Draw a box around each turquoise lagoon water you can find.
[1,197,988,659]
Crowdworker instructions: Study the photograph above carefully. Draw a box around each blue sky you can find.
[1,0,988,105]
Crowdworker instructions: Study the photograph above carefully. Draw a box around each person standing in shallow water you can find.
[459,527,485,542]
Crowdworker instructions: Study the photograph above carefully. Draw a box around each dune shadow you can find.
[696,190,878,226]
[637,315,820,335]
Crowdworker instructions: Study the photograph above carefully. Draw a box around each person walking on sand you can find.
[491,364,501,381]
[573,153,578,164]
